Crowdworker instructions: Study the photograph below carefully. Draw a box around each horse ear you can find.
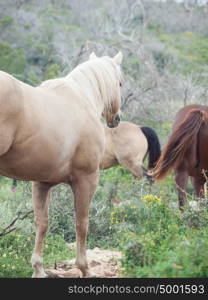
[113,52,123,65]
[89,52,97,60]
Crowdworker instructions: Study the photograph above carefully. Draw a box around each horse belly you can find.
[0,138,73,182]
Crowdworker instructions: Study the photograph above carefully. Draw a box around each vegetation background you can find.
[0,0,208,277]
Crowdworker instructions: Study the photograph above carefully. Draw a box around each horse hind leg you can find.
[31,182,52,278]
[70,170,99,278]
[191,176,205,199]
[175,169,189,211]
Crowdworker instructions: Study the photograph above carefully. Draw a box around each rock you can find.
[189,200,200,211]
[46,247,122,278]
[66,242,76,249]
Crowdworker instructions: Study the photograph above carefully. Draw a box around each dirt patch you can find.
[46,246,123,278]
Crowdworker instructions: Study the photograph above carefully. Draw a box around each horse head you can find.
[89,52,123,128]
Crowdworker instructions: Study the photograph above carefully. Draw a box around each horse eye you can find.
[119,82,122,87]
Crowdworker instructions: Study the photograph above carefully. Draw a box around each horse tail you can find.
[153,109,208,181]
[140,126,161,169]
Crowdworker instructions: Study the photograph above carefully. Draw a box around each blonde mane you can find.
[40,56,122,116]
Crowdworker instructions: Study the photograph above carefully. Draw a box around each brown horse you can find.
[100,121,161,180]
[153,104,208,210]
[0,51,123,277]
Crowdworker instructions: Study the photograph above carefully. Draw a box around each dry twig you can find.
[0,210,33,237]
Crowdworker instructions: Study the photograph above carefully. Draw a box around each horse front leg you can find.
[31,182,52,278]
[175,169,189,211]
[71,170,99,278]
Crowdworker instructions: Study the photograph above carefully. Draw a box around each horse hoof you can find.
[82,270,97,278]
[146,174,154,184]
[45,270,64,278]
[32,271,47,278]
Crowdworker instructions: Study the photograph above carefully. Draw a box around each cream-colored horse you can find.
[100,121,161,180]
[0,52,123,277]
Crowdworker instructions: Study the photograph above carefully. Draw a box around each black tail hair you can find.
[140,126,161,169]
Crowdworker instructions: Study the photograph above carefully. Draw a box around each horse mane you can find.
[40,57,122,116]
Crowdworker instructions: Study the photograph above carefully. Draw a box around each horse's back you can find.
[174,104,208,129]
[106,121,148,163]
[173,104,208,178]
[187,115,208,178]
[0,70,15,85]
[0,70,22,107]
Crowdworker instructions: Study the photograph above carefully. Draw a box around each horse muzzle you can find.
[107,114,120,128]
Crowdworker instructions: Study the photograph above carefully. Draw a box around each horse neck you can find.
[65,60,119,118]
[104,126,113,149]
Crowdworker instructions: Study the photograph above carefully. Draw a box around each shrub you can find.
[0,232,71,278]
[120,199,208,277]
[0,42,28,77]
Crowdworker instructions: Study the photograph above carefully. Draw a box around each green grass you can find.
[118,199,208,277]
[0,233,74,278]
[0,167,208,278]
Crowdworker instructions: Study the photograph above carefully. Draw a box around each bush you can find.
[0,42,28,77]
[0,232,71,278]
[120,199,208,277]
[0,232,74,278]
[44,63,62,80]
[0,14,13,29]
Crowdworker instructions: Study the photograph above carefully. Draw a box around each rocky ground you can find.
[46,246,123,278]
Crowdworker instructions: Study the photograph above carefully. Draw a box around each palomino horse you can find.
[100,121,161,180]
[153,104,208,210]
[0,52,123,277]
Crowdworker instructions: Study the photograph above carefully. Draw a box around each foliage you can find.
[120,199,208,277]
[43,63,61,80]
[0,14,13,28]
[0,164,208,278]
[158,32,208,73]
[0,232,72,278]
[0,42,28,78]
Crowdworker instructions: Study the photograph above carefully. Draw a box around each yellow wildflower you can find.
[142,194,162,206]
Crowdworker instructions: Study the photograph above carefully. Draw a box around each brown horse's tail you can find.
[153,109,208,181]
